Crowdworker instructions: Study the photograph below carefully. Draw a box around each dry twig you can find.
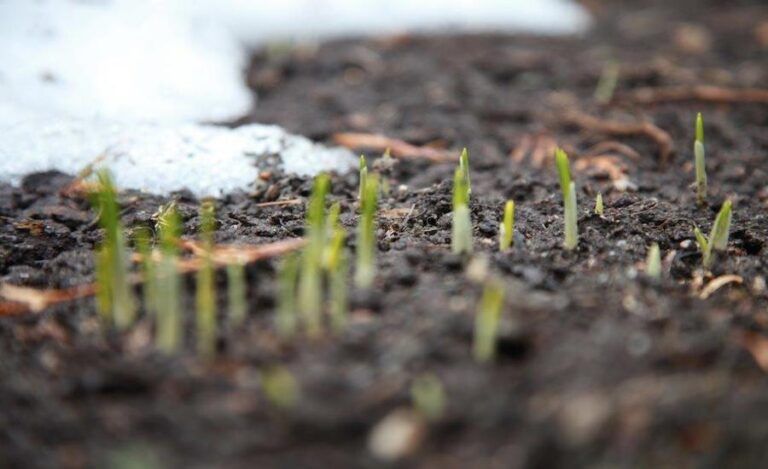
[622,85,768,106]
[333,132,455,163]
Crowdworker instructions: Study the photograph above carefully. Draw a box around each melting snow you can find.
[0,0,589,196]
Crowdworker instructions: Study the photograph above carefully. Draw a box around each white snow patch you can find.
[0,119,356,196]
[0,0,590,196]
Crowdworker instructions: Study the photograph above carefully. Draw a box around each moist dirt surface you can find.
[2,1,768,468]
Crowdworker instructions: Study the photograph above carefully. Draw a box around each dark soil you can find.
[2,1,768,467]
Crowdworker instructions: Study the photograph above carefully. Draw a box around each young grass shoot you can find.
[276,253,299,338]
[694,199,733,268]
[355,172,379,289]
[499,200,515,252]
[555,149,578,250]
[155,203,182,352]
[694,113,708,206]
[196,200,217,358]
[473,278,505,363]
[646,243,661,279]
[594,192,604,216]
[91,169,136,329]
[299,174,330,336]
[452,166,473,255]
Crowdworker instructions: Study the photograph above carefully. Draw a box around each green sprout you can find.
[694,199,733,268]
[227,258,247,327]
[473,278,505,363]
[276,253,299,338]
[694,113,707,206]
[594,60,620,105]
[298,174,330,337]
[410,374,446,421]
[564,181,579,250]
[594,192,604,216]
[261,366,299,410]
[460,148,471,195]
[196,200,217,358]
[359,155,368,201]
[646,243,662,279]
[134,227,157,317]
[327,226,349,333]
[499,200,515,252]
[355,173,379,289]
[555,148,572,202]
[91,169,135,329]
[155,204,182,352]
[451,167,473,255]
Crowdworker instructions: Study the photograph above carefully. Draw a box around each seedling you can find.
[693,199,733,268]
[499,200,515,252]
[594,60,620,105]
[359,155,368,201]
[227,258,247,327]
[646,243,661,279]
[327,227,349,333]
[298,174,330,336]
[451,167,473,255]
[410,374,446,421]
[555,148,572,202]
[459,148,471,195]
[134,226,158,316]
[91,169,135,329]
[563,181,579,250]
[261,366,299,410]
[594,192,604,216]
[694,113,707,205]
[473,278,505,363]
[355,173,379,288]
[155,204,182,352]
[196,200,216,358]
[276,253,299,338]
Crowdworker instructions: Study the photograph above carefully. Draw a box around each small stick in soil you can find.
[646,243,662,279]
[253,199,302,208]
[333,132,456,163]
[621,85,768,106]
[499,200,515,252]
[694,112,708,206]
[473,278,505,363]
[560,111,674,166]
[196,200,217,359]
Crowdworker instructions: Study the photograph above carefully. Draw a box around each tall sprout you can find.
[355,173,379,289]
[694,113,707,206]
[499,200,515,252]
[299,174,330,336]
[227,258,247,327]
[91,169,135,329]
[555,149,578,250]
[451,167,473,255]
[196,200,217,358]
[156,204,182,352]
[134,227,157,317]
[327,227,349,333]
[276,253,299,338]
[694,199,733,268]
[473,278,505,363]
